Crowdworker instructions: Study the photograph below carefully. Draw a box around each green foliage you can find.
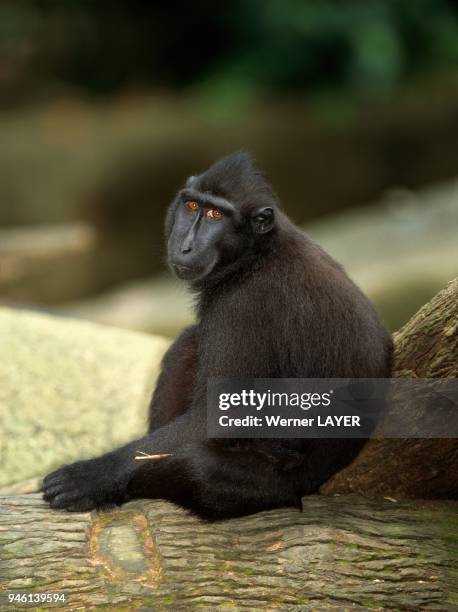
[0,0,457,107]
[199,0,458,97]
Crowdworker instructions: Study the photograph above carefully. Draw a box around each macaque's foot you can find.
[42,457,129,512]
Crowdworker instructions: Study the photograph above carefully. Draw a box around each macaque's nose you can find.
[181,214,200,254]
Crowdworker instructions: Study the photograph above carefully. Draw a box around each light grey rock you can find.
[0,308,170,487]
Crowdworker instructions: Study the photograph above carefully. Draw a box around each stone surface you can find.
[0,307,170,487]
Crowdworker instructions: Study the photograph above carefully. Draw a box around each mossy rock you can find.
[0,308,170,487]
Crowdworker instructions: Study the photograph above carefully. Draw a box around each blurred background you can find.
[1,0,457,337]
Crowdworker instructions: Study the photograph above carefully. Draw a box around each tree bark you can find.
[321,277,458,499]
[1,280,457,610]
[1,494,457,610]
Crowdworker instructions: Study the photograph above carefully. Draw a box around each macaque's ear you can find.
[251,207,275,235]
[185,175,197,187]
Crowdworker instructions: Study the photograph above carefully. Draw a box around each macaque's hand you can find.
[42,456,130,512]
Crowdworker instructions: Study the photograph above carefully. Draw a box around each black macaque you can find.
[43,152,393,520]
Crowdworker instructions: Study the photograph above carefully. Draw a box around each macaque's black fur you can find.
[43,152,392,520]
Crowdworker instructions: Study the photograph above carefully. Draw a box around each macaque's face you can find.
[167,189,240,282]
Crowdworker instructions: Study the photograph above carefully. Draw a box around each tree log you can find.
[321,277,458,499]
[1,494,457,610]
[0,280,457,610]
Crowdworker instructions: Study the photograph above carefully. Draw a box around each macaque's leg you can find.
[148,325,197,432]
[127,443,302,520]
[42,407,205,512]
[43,324,199,512]
[42,404,302,518]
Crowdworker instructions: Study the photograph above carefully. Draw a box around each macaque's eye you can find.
[185,201,200,212]
[205,209,223,220]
